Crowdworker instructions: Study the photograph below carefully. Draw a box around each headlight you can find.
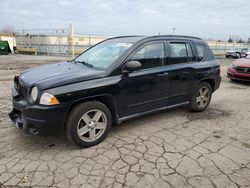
[30,86,38,102]
[40,93,59,105]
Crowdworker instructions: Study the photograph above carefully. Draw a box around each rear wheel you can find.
[237,53,241,58]
[66,101,112,148]
[189,82,212,112]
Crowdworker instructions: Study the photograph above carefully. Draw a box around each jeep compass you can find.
[9,35,221,148]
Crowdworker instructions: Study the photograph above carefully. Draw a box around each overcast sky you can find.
[1,0,249,40]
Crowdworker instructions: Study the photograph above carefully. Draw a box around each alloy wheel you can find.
[196,87,210,108]
[77,109,107,142]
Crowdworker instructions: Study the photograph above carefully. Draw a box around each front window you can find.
[128,43,165,70]
[74,41,133,69]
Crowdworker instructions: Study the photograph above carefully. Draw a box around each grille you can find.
[14,76,27,99]
[18,82,27,98]
[236,66,250,74]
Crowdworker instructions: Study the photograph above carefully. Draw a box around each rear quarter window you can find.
[195,43,216,61]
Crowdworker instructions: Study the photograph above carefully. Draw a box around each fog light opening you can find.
[29,128,39,135]
[15,117,23,129]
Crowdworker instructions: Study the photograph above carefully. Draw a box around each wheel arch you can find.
[65,95,119,129]
[200,78,215,92]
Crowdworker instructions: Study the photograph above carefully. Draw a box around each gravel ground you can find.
[0,54,250,188]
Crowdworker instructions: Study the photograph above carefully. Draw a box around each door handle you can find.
[158,72,169,77]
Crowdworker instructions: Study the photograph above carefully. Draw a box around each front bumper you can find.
[227,68,250,82]
[9,87,70,136]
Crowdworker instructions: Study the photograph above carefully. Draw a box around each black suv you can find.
[9,35,221,147]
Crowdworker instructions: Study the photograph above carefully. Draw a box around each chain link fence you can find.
[15,28,250,57]
[15,27,107,57]
[207,41,250,56]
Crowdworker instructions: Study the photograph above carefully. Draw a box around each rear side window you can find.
[194,43,215,61]
[169,42,193,64]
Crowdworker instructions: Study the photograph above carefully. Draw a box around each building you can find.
[16,34,107,56]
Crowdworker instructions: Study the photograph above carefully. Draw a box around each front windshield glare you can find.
[74,41,133,69]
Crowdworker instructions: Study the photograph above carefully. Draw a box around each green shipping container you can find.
[0,41,11,55]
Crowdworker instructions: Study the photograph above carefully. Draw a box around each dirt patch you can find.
[214,135,221,139]
[187,108,230,121]
[229,137,237,141]
[229,137,250,149]
[242,142,250,149]
[212,130,224,139]
[230,85,248,90]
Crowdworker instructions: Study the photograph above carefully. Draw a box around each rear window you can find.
[194,43,215,61]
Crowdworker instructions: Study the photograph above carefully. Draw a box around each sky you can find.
[1,0,249,40]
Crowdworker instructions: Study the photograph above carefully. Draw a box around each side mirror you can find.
[197,56,204,62]
[124,61,142,72]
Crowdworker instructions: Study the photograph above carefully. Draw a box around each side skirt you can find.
[117,101,190,124]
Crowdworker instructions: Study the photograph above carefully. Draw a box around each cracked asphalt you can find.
[0,55,250,188]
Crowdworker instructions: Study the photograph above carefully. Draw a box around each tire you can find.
[66,101,112,148]
[237,53,241,58]
[189,82,212,112]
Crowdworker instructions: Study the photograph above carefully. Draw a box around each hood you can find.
[19,62,106,90]
[234,58,250,68]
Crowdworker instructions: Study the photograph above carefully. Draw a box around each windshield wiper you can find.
[73,60,93,68]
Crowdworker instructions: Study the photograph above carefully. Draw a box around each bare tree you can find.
[238,39,244,43]
[228,38,233,43]
[2,24,15,34]
[229,35,242,43]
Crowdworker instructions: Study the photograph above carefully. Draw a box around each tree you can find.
[228,38,233,43]
[238,39,244,43]
[2,24,15,34]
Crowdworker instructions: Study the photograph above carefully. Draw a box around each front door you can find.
[120,42,170,116]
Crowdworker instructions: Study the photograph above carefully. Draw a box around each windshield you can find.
[229,48,240,51]
[74,41,133,69]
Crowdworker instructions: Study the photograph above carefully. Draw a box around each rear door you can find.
[167,41,195,105]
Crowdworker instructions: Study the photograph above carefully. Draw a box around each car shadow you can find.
[13,106,189,151]
[229,79,250,87]
[11,102,231,151]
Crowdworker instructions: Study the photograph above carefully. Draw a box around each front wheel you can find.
[66,101,112,148]
[189,82,212,112]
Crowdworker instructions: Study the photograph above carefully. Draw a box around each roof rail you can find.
[150,35,202,40]
[104,35,202,41]
[107,35,144,40]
